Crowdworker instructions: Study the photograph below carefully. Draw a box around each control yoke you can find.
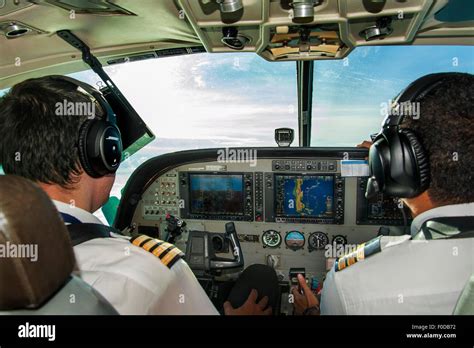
[185,222,244,276]
[210,222,244,269]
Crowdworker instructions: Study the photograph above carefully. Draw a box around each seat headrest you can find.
[0,175,75,310]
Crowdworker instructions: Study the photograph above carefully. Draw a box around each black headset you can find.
[60,76,123,178]
[366,73,462,199]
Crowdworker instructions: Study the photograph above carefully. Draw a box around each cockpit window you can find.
[70,53,298,199]
[311,45,474,146]
[72,53,298,152]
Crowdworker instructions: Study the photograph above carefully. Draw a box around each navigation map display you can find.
[275,175,334,218]
[189,174,244,216]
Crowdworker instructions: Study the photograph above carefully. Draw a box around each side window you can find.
[311,45,474,146]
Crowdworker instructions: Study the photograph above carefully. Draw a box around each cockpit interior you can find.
[0,0,473,324]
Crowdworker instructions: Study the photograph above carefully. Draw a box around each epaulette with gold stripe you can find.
[130,234,184,269]
[335,236,382,272]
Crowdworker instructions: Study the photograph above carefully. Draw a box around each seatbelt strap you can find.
[67,223,123,246]
[421,216,474,240]
[60,212,83,225]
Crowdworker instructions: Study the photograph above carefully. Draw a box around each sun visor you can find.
[101,86,155,161]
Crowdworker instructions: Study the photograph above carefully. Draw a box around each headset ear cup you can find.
[100,122,123,173]
[77,120,100,178]
[400,129,430,194]
[366,137,389,198]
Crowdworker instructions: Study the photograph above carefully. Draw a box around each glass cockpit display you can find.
[189,174,244,216]
[275,175,334,218]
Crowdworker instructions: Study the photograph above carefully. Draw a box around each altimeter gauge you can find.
[308,231,329,252]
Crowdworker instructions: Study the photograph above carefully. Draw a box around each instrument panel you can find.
[131,155,408,287]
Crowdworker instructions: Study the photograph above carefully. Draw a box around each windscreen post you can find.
[296,60,314,147]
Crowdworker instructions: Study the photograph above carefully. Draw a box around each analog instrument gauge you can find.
[262,230,282,248]
[332,234,347,246]
[308,231,329,252]
[284,231,305,251]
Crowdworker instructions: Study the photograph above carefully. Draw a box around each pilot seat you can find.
[0,175,117,315]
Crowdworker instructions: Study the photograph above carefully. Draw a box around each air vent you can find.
[0,21,46,39]
[359,17,393,41]
[29,0,136,16]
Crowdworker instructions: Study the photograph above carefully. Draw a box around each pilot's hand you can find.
[356,140,373,149]
[223,289,272,316]
[291,274,320,316]
[357,140,373,160]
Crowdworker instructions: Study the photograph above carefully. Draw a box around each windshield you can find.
[72,52,298,149]
[70,53,298,199]
[311,45,474,146]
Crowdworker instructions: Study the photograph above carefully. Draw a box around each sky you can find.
[311,45,474,146]
[70,46,474,152]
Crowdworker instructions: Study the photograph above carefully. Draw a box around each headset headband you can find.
[58,75,117,124]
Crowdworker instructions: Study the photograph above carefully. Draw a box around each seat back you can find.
[0,175,117,315]
[453,274,474,315]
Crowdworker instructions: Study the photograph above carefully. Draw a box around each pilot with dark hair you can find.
[292,72,474,315]
[0,75,274,315]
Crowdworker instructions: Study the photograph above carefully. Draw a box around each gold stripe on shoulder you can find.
[152,244,173,259]
[130,234,184,269]
[161,247,185,269]
[161,247,184,266]
[131,234,150,246]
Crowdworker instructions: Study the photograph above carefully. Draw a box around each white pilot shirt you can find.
[321,203,474,315]
[54,201,219,315]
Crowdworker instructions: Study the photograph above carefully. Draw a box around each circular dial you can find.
[308,232,329,252]
[332,234,347,246]
[262,230,282,248]
[284,231,305,251]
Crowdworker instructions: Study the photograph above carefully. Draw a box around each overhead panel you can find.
[178,0,445,62]
[0,0,200,89]
[0,0,472,88]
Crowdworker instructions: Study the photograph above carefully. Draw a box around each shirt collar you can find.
[53,200,103,225]
[411,202,474,237]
